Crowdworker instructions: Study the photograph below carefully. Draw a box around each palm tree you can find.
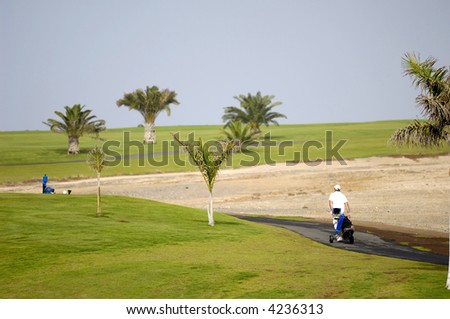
[390,52,450,289]
[222,91,286,134]
[116,85,180,144]
[43,104,106,154]
[87,145,107,216]
[173,133,234,226]
[222,120,259,152]
[390,53,450,146]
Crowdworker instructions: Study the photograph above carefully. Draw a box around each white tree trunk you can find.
[447,213,450,289]
[207,191,214,226]
[144,121,156,144]
[447,172,450,289]
[96,172,101,216]
[67,136,80,154]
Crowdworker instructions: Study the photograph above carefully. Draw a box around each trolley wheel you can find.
[349,235,354,244]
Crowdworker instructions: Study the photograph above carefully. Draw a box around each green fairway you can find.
[1,120,449,184]
[0,193,449,298]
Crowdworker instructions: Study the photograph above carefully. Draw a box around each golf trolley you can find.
[329,215,355,244]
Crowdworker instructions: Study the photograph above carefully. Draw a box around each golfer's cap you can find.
[334,184,341,191]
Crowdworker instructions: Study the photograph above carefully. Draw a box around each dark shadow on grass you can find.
[215,220,244,226]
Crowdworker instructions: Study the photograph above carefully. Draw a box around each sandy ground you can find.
[3,154,449,235]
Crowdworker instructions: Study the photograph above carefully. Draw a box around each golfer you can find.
[42,174,48,193]
[328,184,350,240]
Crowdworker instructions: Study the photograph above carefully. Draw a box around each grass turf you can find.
[1,120,449,184]
[0,193,449,299]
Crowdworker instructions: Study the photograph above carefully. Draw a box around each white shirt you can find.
[329,191,348,212]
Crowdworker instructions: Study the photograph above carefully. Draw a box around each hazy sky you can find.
[1,0,449,131]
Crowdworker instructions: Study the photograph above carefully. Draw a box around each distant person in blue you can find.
[42,174,48,193]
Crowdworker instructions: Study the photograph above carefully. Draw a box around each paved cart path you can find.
[236,216,448,265]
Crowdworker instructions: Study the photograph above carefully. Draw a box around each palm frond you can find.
[222,120,260,152]
[87,145,106,173]
[223,92,286,132]
[390,120,448,147]
[403,52,449,97]
[117,86,179,121]
[416,93,450,125]
[394,53,450,148]
[43,104,105,137]
[172,134,234,192]
[222,106,249,126]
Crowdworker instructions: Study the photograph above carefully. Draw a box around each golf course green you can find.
[1,120,449,298]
